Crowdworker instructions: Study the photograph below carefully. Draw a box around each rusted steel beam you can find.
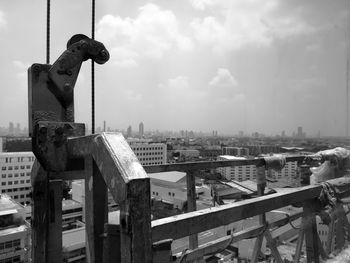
[186,171,198,250]
[119,179,152,263]
[103,224,121,263]
[144,156,304,173]
[49,169,86,180]
[67,134,97,158]
[174,212,303,262]
[293,216,305,263]
[31,161,48,263]
[32,121,85,172]
[303,201,320,263]
[68,133,149,202]
[152,239,173,263]
[85,157,108,263]
[69,133,152,262]
[47,179,63,263]
[152,177,350,242]
[152,185,321,242]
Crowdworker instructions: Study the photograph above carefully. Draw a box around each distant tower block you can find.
[139,122,144,137]
[127,125,132,138]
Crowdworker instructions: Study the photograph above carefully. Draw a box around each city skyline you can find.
[0,1,350,136]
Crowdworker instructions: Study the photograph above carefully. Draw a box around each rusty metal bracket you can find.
[32,121,85,172]
[28,34,109,137]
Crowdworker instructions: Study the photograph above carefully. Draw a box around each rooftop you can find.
[0,151,33,157]
[149,171,187,183]
[0,195,23,214]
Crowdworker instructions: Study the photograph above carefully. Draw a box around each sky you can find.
[0,0,350,136]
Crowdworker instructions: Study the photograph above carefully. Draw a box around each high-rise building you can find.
[281,131,286,137]
[0,152,35,205]
[297,126,304,138]
[127,125,132,138]
[139,122,144,137]
[8,122,14,135]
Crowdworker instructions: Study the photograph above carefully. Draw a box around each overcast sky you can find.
[0,0,350,136]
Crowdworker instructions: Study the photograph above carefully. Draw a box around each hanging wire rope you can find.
[46,0,50,64]
[91,0,96,134]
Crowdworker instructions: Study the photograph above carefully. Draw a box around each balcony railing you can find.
[30,131,350,263]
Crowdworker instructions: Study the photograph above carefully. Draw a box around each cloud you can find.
[190,0,317,53]
[0,10,7,29]
[96,4,193,66]
[209,68,242,100]
[189,0,215,10]
[12,60,30,83]
[13,60,30,70]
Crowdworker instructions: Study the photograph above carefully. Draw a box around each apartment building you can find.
[127,139,166,165]
[217,155,257,182]
[217,154,298,182]
[0,152,34,205]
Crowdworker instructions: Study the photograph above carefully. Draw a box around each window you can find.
[14,195,18,199]
[14,181,18,185]
[8,166,13,170]
[20,165,25,169]
[1,182,5,186]
[1,174,5,178]
[26,165,30,169]
[8,174,12,178]
[20,195,24,198]
[5,241,12,249]
[26,180,30,183]
[14,166,19,170]
[1,167,5,171]
[14,174,19,177]
[12,239,20,247]
[20,180,24,184]
[20,173,24,177]
[8,182,12,185]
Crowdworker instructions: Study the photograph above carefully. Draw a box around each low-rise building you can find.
[149,171,209,210]
[0,195,30,263]
[62,226,86,263]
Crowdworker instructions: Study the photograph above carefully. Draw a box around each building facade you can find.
[217,155,257,182]
[127,139,167,165]
[139,122,144,137]
[0,152,34,205]
[217,154,298,183]
[222,147,249,157]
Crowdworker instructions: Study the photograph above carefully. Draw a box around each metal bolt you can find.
[64,83,72,92]
[100,50,108,59]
